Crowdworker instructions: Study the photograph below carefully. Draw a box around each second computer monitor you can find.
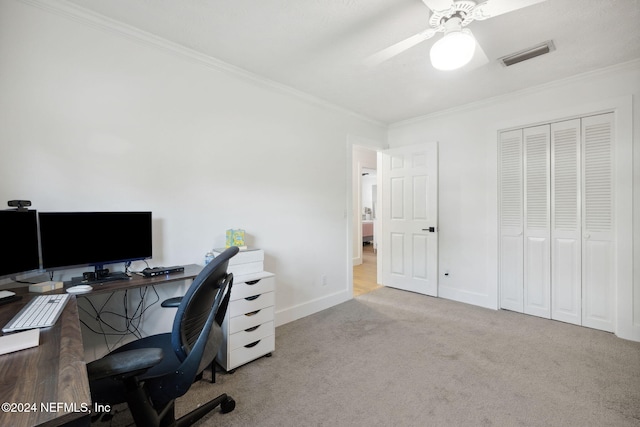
[39,211,152,271]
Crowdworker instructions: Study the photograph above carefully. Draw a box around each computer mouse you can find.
[66,285,93,294]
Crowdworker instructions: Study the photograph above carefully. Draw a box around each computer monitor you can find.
[39,211,152,272]
[0,210,40,279]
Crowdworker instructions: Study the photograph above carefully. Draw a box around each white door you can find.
[523,125,551,318]
[380,143,438,296]
[499,129,524,312]
[551,119,582,325]
[581,113,615,332]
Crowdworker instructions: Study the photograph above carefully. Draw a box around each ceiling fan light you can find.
[430,29,476,71]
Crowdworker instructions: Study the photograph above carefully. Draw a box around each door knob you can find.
[422,227,436,232]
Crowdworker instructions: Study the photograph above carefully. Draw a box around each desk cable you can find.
[78,285,160,352]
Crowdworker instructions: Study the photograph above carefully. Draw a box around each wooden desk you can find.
[69,264,202,295]
[0,297,90,427]
[0,264,202,426]
[8,264,202,297]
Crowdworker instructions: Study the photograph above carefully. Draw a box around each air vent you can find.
[499,40,555,67]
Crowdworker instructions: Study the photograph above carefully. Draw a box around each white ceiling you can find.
[64,0,640,124]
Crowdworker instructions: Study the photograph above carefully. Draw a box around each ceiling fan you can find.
[365,0,546,70]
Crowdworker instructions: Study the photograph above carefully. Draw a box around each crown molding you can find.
[391,58,640,129]
[17,0,386,129]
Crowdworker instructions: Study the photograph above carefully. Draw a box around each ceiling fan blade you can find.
[421,0,454,12]
[473,0,546,19]
[365,29,437,67]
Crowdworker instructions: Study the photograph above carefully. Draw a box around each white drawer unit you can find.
[213,248,265,277]
[217,272,275,372]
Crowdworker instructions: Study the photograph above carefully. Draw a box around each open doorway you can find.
[352,146,382,297]
[350,142,439,298]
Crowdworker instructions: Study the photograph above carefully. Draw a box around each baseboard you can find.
[438,285,495,310]
[275,289,351,327]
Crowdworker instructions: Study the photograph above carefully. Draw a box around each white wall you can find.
[0,0,385,358]
[388,60,639,341]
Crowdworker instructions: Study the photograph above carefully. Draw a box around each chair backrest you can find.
[171,246,239,362]
[147,247,238,406]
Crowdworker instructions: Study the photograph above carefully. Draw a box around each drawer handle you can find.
[245,325,260,332]
[245,310,261,317]
[246,279,261,285]
[245,340,261,348]
[245,295,260,301]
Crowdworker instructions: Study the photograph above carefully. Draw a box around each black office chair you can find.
[86,246,240,427]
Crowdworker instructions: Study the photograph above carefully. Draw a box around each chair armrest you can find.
[161,297,183,308]
[86,348,164,381]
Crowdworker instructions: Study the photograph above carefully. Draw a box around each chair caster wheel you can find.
[221,397,236,414]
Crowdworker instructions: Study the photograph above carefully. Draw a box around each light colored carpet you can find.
[104,286,640,426]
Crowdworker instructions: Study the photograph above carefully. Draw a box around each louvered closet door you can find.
[582,113,614,332]
[523,125,551,318]
[499,129,524,313]
[551,119,582,325]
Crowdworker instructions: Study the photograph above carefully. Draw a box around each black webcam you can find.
[7,200,32,211]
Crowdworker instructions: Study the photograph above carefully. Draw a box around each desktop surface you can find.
[7,264,202,298]
[77,264,201,295]
[0,296,90,427]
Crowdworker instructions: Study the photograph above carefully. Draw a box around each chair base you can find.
[174,393,235,427]
[121,377,235,427]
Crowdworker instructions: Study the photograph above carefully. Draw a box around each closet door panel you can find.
[524,236,550,312]
[500,234,523,311]
[499,129,524,312]
[583,239,613,328]
[552,238,581,322]
[582,113,614,332]
[523,125,551,318]
[551,119,581,325]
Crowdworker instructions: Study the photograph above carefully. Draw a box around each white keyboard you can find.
[2,294,70,333]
